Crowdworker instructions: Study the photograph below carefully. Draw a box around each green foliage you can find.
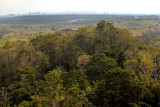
[41,70,63,106]
[61,70,92,106]
[25,69,64,107]
[62,70,89,90]
[61,84,91,107]
[89,68,146,107]
[0,21,159,106]
[31,33,81,71]
[15,101,31,107]
[8,67,37,105]
[0,87,11,107]
[0,29,14,38]
[77,54,91,71]
[85,53,118,82]
[0,41,50,87]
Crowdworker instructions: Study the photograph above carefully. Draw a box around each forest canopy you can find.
[0,21,160,107]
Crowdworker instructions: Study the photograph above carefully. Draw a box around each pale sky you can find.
[0,0,160,15]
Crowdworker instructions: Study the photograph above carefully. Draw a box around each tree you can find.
[0,87,11,107]
[0,41,49,87]
[8,67,37,105]
[31,33,58,70]
[62,69,89,90]
[33,69,63,107]
[77,54,91,72]
[89,68,146,107]
[61,70,91,106]
[74,25,98,55]
[85,53,118,82]
[42,70,63,106]
[96,21,135,57]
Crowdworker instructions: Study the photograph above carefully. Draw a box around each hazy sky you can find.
[0,0,160,15]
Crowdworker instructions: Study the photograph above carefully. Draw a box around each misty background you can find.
[0,0,160,15]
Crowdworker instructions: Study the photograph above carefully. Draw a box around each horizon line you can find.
[1,12,160,17]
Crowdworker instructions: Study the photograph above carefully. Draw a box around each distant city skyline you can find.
[5,11,160,17]
[0,0,160,16]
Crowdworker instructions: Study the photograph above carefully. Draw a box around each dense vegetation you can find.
[0,29,14,38]
[0,20,160,107]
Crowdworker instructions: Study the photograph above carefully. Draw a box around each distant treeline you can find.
[0,14,159,24]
